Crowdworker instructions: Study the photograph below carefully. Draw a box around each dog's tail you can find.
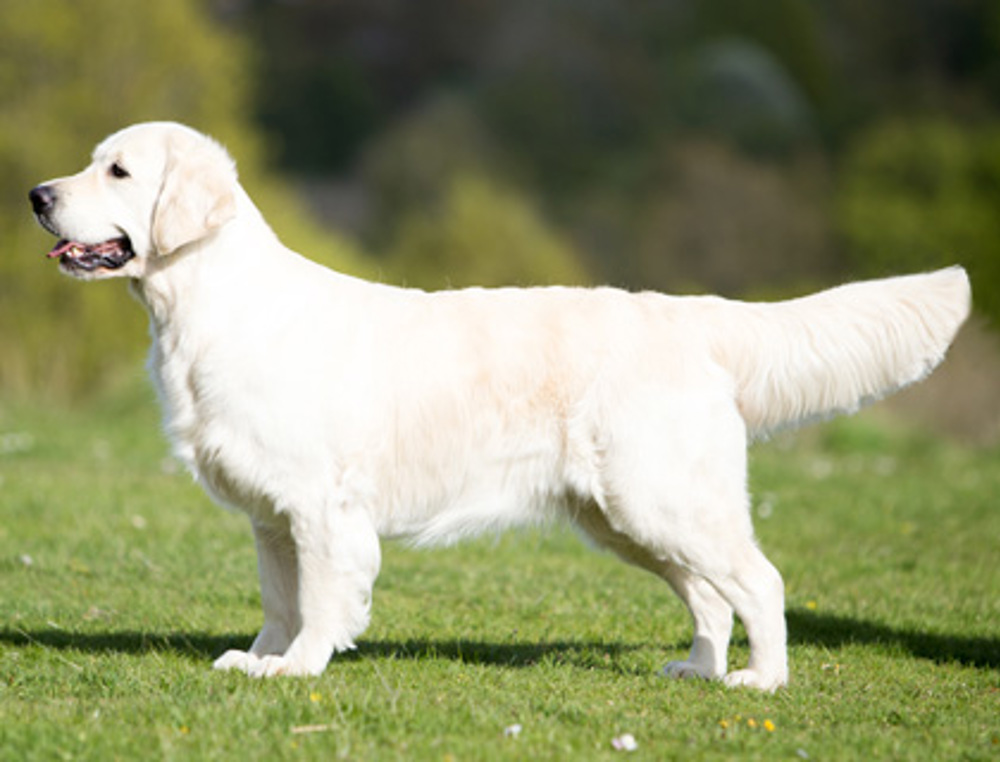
[701,267,971,437]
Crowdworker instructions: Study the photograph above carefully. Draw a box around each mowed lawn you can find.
[2,381,998,760]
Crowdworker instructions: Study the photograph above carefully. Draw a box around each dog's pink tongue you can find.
[47,240,78,259]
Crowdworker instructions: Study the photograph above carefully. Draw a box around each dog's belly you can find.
[165,396,576,540]
[376,453,574,546]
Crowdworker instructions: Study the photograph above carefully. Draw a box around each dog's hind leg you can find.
[655,518,787,690]
[573,386,788,690]
[571,503,733,681]
[660,566,733,681]
[577,492,787,690]
[704,544,787,690]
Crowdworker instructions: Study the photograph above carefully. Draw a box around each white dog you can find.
[30,122,970,690]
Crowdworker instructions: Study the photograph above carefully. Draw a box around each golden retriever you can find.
[30,122,970,689]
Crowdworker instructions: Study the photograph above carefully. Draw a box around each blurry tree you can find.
[825,0,1000,110]
[223,0,1000,310]
[838,119,1000,326]
[695,0,832,111]
[241,0,829,179]
[360,96,512,240]
[633,140,836,296]
[0,0,366,398]
[358,95,587,289]
[242,0,503,174]
[385,173,588,290]
[681,40,815,156]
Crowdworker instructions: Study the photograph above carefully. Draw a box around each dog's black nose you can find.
[29,185,56,215]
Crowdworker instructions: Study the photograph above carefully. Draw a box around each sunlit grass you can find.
[2,386,998,760]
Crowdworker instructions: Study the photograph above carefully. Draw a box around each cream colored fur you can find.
[32,122,971,689]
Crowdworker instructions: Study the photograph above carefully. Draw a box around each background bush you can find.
[838,119,1000,327]
[3,0,1000,403]
[384,174,588,290]
[0,0,364,398]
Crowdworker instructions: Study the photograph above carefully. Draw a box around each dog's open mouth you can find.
[47,237,135,273]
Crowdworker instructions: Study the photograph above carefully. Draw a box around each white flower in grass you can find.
[611,733,638,751]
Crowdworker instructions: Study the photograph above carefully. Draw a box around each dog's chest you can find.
[149,332,278,515]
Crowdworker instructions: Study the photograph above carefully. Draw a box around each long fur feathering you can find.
[703,267,972,437]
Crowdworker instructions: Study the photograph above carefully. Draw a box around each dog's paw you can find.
[213,649,261,673]
[661,660,714,682]
[722,668,787,692]
[245,654,324,678]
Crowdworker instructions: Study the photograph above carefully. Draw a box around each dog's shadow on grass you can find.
[0,628,642,673]
[2,610,997,672]
[0,628,239,664]
[785,608,1000,670]
[354,638,645,672]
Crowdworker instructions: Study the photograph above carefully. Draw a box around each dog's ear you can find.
[152,134,237,256]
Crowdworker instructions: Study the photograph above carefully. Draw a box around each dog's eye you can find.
[109,162,130,179]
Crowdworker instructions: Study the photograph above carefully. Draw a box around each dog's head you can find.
[29,122,237,281]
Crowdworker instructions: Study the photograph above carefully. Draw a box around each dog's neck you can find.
[130,184,279,332]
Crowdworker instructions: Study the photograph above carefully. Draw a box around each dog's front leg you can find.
[245,502,381,678]
[214,520,300,673]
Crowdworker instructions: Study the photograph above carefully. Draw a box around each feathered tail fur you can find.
[702,267,972,437]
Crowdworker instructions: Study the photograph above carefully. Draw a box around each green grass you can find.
[2,380,999,760]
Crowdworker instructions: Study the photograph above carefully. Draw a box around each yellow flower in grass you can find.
[720,715,775,735]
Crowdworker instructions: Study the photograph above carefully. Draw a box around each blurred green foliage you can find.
[357,96,587,289]
[3,0,1000,401]
[239,0,1000,302]
[839,120,1000,326]
[1,0,245,397]
[385,173,588,290]
[359,96,514,238]
[0,0,364,398]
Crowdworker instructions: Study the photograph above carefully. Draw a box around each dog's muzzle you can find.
[29,184,136,273]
